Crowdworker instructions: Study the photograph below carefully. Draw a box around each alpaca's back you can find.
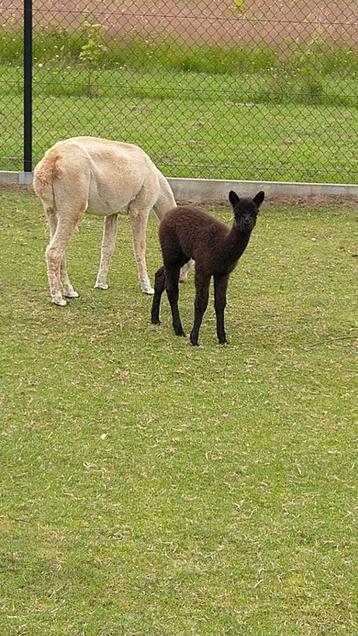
[159,206,229,262]
[33,136,179,303]
[34,136,175,217]
[152,189,264,345]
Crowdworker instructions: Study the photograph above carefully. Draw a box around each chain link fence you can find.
[0,1,357,183]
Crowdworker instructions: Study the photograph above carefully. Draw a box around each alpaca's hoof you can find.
[95,282,109,290]
[219,340,229,346]
[151,318,161,325]
[52,296,67,307]
[143,287,155,295]
[64,290,79,298]
[173,323,186,337]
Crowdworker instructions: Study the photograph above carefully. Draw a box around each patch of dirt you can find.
[2,0,358,45]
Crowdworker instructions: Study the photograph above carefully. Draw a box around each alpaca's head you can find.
[229,190,265,233]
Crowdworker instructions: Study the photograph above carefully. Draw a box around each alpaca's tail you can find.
[33,147,60,211]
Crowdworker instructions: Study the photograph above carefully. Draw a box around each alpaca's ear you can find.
[229,190,239,207]
[253,191,265,207]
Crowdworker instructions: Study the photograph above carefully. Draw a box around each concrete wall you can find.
[1,171,357,201]
[168,177,358,203]
[0,171,33,186]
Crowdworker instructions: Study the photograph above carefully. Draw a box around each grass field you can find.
[1,29,357,182]
[1,68,357,184]
[0,187,357,635]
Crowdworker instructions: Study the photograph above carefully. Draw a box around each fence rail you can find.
[0,1,357,184]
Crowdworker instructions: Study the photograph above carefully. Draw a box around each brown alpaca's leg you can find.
[165,265,185,337]
[95,214,118,289]
[151,266,166,325]
[214,273,229,345]
[190,271,210,346]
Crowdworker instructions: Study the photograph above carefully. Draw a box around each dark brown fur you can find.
[151,190,265,345]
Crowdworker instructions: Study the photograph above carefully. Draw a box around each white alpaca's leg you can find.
[95,214,118,290]
[45,205,79,300]
[60,254,79,298]
[129,206,153,294]
[46,212,82,306]
[179,258,195,283]
[46,206,57,240]
[45,206,65,305]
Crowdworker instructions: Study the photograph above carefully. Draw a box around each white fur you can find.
[33,136,186,305]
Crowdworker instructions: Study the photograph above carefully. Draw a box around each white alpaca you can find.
[33,136,191,306]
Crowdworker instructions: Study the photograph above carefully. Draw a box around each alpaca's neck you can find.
[223,224,251,264]
[155,191,176,217]
[154,171,176,216]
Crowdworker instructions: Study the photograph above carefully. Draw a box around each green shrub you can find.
[0,25,357,107]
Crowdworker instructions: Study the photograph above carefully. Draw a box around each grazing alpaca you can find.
[151,190,265,345]
[33,136,190,306]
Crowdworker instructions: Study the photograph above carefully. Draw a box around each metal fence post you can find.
[23,0,32,175]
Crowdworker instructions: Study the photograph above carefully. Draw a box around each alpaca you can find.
[151,190,265,345]
[33,136,191,306]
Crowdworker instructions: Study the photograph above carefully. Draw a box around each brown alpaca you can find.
[151,190,265,345]
[33,136,191,306]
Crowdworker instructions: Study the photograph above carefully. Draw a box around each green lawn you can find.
[0,188,357,635]
[1,65,357,183]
